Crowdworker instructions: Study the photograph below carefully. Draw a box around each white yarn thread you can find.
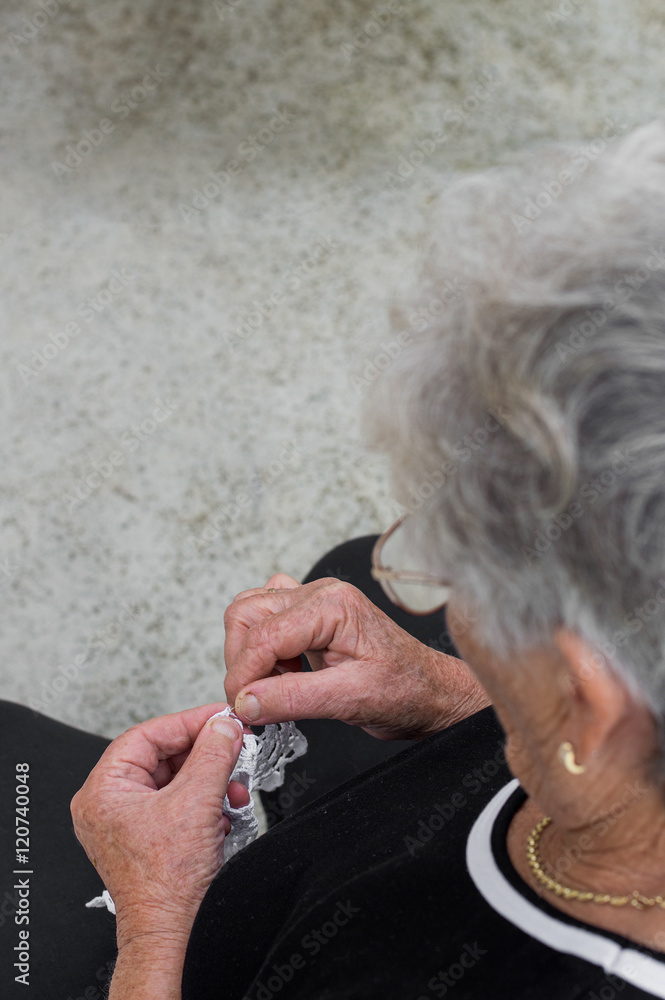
[85,707,308,914]
[86,889,116,914]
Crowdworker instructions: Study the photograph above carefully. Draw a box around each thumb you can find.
[176,715,244,794]
[234,667,354,726]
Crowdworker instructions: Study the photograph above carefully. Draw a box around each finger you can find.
[225,578,332,649]
[227,779,251,808]
[224,592,299,664]
[234,663,359,725]
[152,758,177,788]
[172,714,244,799]
[231,573,301,603]
[224,579,358,705]
[224,596,340,706]
[224,595,309,696]
[99,702,234,778]
[232,586,279,601]
[153,744,256,799]
[273,657,304,674]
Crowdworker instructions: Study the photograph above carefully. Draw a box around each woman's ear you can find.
[553,628,634,768]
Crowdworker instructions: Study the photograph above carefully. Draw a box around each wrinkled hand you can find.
[71,703,250,950]
[225,575,489,741]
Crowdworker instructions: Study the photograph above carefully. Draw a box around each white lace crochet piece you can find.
[211,707,308,858]
[85,707,308,914]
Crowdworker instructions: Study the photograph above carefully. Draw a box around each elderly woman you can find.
[3,119,665,998]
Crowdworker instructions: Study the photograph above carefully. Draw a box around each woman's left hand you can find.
[71,702,249,952]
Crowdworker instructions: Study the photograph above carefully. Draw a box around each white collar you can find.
[466,779,665,998]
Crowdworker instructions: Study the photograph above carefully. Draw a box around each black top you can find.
[183,708,665,999]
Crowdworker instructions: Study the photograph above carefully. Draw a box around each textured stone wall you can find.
[1,0,664,735]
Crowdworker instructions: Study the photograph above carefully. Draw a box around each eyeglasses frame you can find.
[370,515,451,616]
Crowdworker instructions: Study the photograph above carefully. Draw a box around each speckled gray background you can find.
[1,0,664,737]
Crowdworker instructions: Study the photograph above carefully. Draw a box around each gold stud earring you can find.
[558,741,586,775]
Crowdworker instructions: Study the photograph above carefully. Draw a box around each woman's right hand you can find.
[223,575,490,741]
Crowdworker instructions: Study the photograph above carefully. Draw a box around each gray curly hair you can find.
[367,119,665,743]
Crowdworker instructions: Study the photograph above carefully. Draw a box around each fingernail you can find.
[237,693,261,722]
[210,718,242,741]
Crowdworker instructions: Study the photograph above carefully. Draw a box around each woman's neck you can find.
[507,793,665,954]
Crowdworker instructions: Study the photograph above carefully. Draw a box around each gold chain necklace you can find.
[527,816,665,911]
